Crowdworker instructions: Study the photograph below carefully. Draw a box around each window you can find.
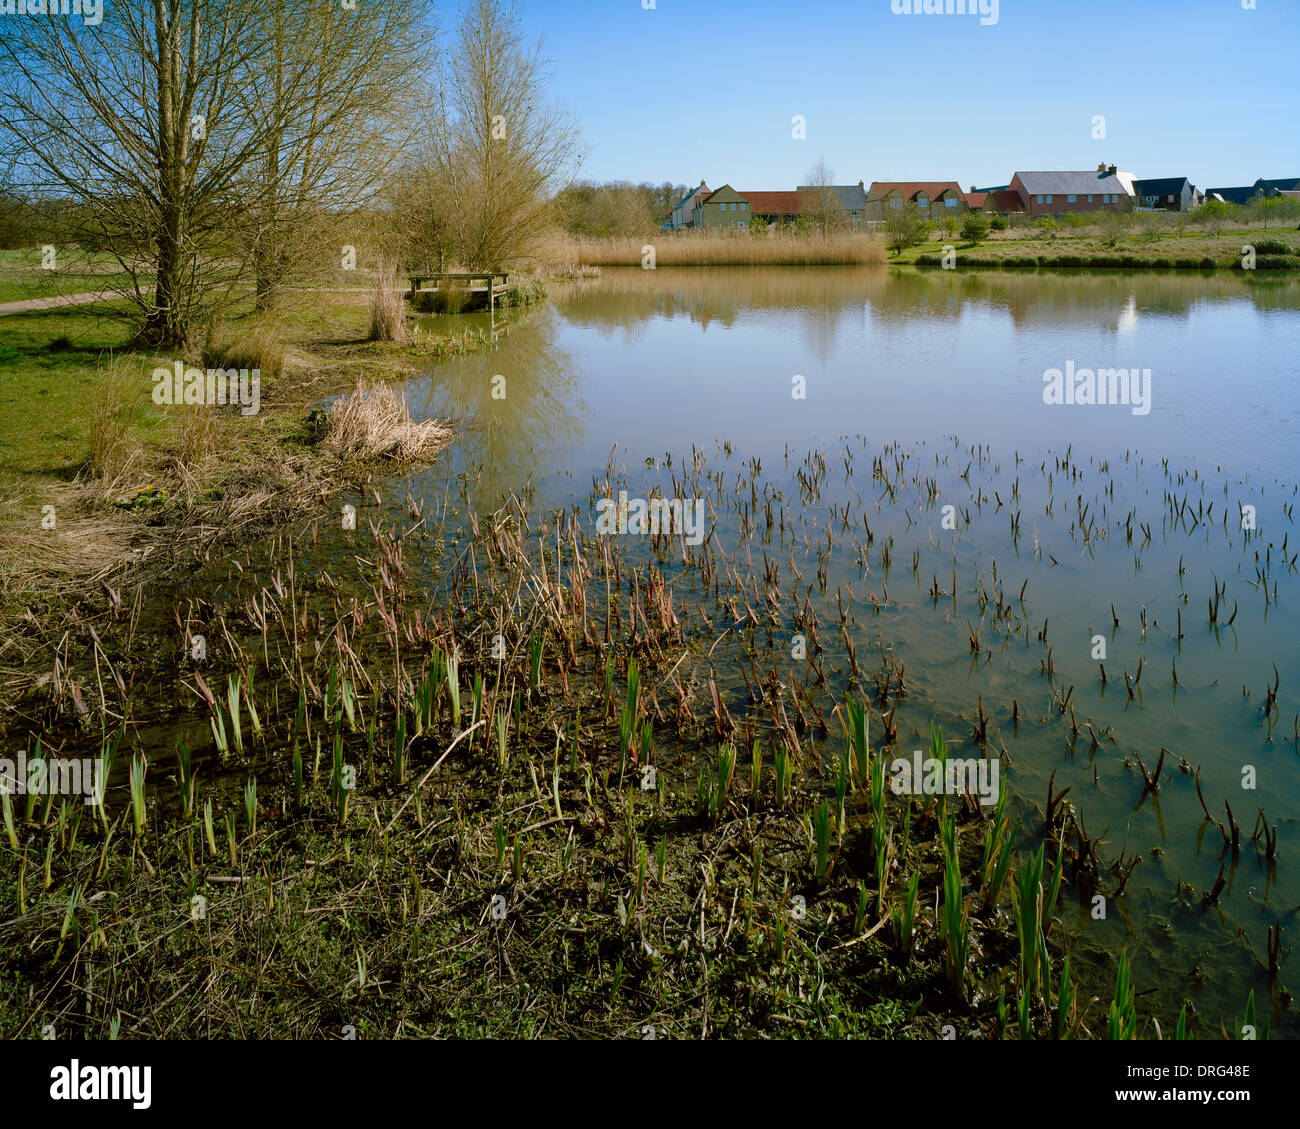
[890,197,902,208]
[1088,195,1093,203]
[916,194,928,207]
[1036,195,1044,204]
[945,196,957,206]
[739,202,746,211]
[738,222,745,229]
[1102,193,1110,203]
[1067,194,1076,203]
[1045,195,1053,204]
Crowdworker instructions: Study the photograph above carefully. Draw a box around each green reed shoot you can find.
[226,674,243,755]
[211,709,229,757]
[875,829,892,908]
[496,707,508,772]
[292,738,303,807]
[471,670,483,730]
[1174,1002,1188,1040]
[891,869,920,957]
[656,835,667,882]
[446,651,461,729]
[846,696,869,786]
[244,778,257,834]
[340,678,356,732]
[1053,955,1076,1040]
[834,748,849,832]
[225,810,237,866]
[774,744,791,809]
[175,737,196,818]
[1012,844,1046,1001]
[243,668,262,740]
[751,840,763,896]
[494,818,506,868]
[2,786,18,851]
[813,799,833,881]
[750,739,762,801]
[854,880,869,935]
[980,793,1018,912]
[128,755,146,838]
[716,743,736,805]
[24,745,42,821]
[1017,982,1033,1039]
[619,659,640,778]
[1108,950,1136,1039]
[203,800,216,856]
[529,631,543,690]
[941,840,969,997]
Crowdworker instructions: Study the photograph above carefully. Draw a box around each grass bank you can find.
[0,277,504,604]
[895,227,1300,270]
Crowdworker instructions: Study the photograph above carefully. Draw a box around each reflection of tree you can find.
[406,307,585,504]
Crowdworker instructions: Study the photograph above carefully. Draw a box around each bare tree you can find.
[231,1,433,309]
[402,0,582,270]
[800,158,845,238]
[0,1,293,348]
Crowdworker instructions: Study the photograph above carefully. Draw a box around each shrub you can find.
[1252,239,1294,256]
[1035,217,1059,234]
[989,215,1008,231]
[960,213,990,242]
[1062,213,1090,229]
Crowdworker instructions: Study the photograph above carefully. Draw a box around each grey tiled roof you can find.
[1014,171,1132,196]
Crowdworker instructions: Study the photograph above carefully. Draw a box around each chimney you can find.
[970,185,976,193]
[858,179,864,188]
[1108,164,1117,175]
[1097,162,1107,172]
[700,179,708,187]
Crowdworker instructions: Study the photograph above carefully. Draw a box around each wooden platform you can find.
[406,270,510,312]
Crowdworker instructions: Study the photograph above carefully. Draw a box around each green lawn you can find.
[0,248,149,304]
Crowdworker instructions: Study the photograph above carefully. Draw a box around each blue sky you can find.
[445,0,1298,192]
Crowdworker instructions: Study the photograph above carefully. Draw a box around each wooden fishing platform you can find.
[407,270,510,312]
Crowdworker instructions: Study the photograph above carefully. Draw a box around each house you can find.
[1132,177,1197,212]
[1255,177,1300,196]
[1009,166,1132,216]
[692,184,751,229]
[1205,185,1256,206]
[795,180,869,228]
[668,181,711,230]
[740,191,806,226]
[967,186,1026,215]
[866,181,968,222]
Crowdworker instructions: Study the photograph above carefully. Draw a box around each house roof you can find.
[1205,185,1256,205]
[740,191,807,215]
[796,184,868,210]
[972,184,1009,193]
[1255,177,1300,193]
[1133,177,1190,197]
[867,181,964,203]
[1013,171,1133,196]
[964,192,988,208]
[671,184,709,212]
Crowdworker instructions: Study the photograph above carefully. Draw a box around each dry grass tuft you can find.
[87,356,138,478]
[323,379,450,461]
[203,319,285,376]
[368,261,408,343]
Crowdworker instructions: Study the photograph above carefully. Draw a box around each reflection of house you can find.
[866,181,967,221]
[1009,166,1132,216]
[668,181,711,229]
[795,180,869,228]
[1133,177,1197,211]
[692,183,750,229]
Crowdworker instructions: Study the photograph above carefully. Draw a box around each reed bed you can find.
[541,230,886,267]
